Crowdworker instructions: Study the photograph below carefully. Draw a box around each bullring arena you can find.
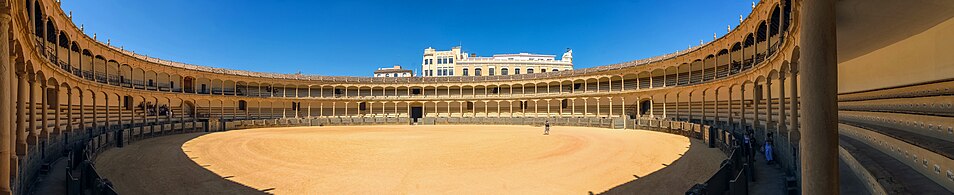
[94,126,724,194]
[1,0,953,194]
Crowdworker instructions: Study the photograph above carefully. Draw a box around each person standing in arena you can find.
[544,120,551,135]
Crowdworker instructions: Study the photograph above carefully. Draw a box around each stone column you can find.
[777,75,789,169]
[103,96,110,147]
[595,98,601,117]
[765,80,773,136]
[570,99,575,117]
[66,90,72,138]
[16,72,28,156]
[27,77,36,145]
[496,101,501,117]
[139,98,145,138]
[54,89,61,135]
[789,70,799,141]
[800,0,839,192]
[648,98,654,117]
[40,84,49,140]
[739,87,746,132]
[661,94,667,119]
[0,10,11,194]
[752,84,759,136]
[636,97,641,118]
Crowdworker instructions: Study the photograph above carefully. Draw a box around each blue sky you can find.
[60,0,753,76]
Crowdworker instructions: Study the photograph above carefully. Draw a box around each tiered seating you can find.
[836,80,954,193]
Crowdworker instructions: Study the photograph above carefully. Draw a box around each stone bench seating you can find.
[839,124,954,193]
[839,96,954,116]
[839,111,954,143]
[838,80,954,102]
[837,80,954,193]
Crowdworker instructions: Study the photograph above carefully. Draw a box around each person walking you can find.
[544,120,550,135]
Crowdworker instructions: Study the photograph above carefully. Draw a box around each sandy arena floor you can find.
[95,125,725,194]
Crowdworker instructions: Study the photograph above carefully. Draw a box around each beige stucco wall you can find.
[838,16,954,93]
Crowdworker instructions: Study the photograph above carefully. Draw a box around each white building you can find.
[373,65,414,77]
[421,46,573,77]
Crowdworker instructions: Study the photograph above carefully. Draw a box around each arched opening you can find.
[93,56,107,83]
[743,34,755,70]
[183,77,195,93]
[33,1,43,37]
[57,32,70,70]
[81,50,93,80]
[730,43,743,74]
[69,43,81,77]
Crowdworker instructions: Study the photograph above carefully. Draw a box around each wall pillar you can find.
[674,94,679,120]
[688,93,693,122]
[714,91,719,125]
[0,10,11,194]
[727,89,733,131]
[777,75,789,170]
[701,92,706,124]
[800,0,839,192]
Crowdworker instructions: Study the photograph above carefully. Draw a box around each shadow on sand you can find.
[95,133,268,195]
[597,139,725,194]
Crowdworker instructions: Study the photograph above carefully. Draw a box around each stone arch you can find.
[105,60,120,85]
[81,50,93,80]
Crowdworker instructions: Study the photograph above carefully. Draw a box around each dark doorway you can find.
[410,107,423,122]
[640,100,652,116]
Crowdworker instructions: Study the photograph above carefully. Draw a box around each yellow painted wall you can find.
[839,17,954,93]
